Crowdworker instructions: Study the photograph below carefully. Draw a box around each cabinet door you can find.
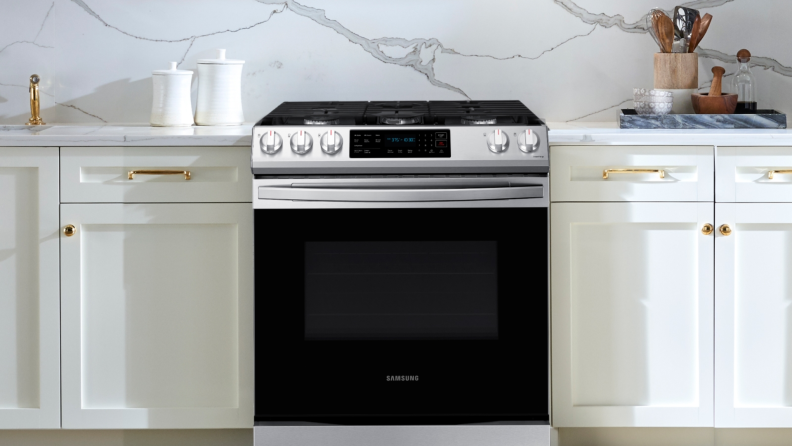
[552,202,714,427]
[0,148,60,429]
[715,203,792,427]
[61,203,253,429]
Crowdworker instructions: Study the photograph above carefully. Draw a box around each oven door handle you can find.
[258,182,544,202]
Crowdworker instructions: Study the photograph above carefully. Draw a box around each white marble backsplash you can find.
[0,0,790,124]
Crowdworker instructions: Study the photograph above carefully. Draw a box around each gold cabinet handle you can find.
[128,170,191,180]
[63,224,76,237]
[719,224,732,236]
[702,223,714,235]
[768,170,792,180]
[603,169,665,179]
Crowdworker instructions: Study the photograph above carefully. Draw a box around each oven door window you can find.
[255,208,548,425]
[305,240,498,341]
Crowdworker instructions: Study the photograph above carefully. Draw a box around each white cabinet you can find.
[551,202,714,427]
[0,148,60,429]
[716,146,792,203]
[60,203,253,429]
[715,203,792,427]
[551,145,714,202]
[60,146,252,203]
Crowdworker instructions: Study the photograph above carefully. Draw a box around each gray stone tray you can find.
[619,109,787,129]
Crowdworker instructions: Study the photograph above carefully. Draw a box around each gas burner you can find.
[461,115,498,125]
[304,116,340,125]
[378,114,424,125]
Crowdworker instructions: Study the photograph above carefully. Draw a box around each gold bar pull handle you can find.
[128,170,191,180]
[603,169,666,179]
[768,170,792,180]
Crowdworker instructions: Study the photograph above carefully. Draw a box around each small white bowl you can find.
[634,88,674,103]
[635,101,673,115]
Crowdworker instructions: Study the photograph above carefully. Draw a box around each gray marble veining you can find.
[620,110,787,129]
[0,0,789,124]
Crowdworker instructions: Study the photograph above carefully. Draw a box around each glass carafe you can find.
[732,49,757,114]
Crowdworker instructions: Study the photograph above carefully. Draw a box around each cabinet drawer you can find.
[717,146,792,202]
[61,146,252,203]
[550,146,714,202]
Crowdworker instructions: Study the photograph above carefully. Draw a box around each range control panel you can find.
[350,130,450,158]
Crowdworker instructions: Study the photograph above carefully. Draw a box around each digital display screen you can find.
[385,135,417,146]
[350,130,450,158]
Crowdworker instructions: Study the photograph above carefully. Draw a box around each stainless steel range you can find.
[251,101,551,446]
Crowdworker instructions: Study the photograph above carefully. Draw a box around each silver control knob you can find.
[518,129,539,153]
[260,130,283,154]
[320,129,343,155]
[487,129,509,153]
[290,130,313,155]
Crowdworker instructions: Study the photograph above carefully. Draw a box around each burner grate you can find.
[364,101,430,126]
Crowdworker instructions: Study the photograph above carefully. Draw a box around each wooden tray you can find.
[619,109,787,129]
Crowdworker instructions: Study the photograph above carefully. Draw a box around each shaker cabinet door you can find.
[0,148,60,429]
[60,203,253,429]
[551,202,714,427]
[715,203,792,427]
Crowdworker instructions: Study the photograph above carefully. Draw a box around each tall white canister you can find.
[195,49,245,126]
[150,62,194,127]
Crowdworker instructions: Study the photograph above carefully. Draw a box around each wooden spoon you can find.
[709,66,726,96]
[657,13,674,53]
[688,15,701,53]
[691,13,712,51]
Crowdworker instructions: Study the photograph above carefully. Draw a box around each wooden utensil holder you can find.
[654,53,698,114]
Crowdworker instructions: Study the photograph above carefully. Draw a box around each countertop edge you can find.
[4,123,792,147]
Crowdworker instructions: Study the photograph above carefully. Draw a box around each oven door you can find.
[254,177,548,425]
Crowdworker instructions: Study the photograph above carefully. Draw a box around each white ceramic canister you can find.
[195,49,245,126]
[150,62,194,127]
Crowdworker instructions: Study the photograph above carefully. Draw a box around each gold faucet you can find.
[26,74,45,126]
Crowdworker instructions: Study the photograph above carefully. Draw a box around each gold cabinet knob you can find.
[63,224,76,237]
[719,224,732,236]
[702,223,714,235]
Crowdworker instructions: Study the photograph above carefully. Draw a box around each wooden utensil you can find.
[691,66,737,114]
[657,13,674,53]
[691,13,712,52]
[710,66,725,96]
[688,15,701,53]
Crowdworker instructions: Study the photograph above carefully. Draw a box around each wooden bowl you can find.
[691,93,738,114]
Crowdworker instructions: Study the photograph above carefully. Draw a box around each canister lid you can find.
[153,62,194,75]
[197,49,245,65]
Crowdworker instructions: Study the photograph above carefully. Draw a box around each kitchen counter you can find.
[0,124,253,146]
[547,121,792,146]
[4,122,792,147]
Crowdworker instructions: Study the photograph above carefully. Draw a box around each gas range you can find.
[251,100,548,175]
[250,101,551,445]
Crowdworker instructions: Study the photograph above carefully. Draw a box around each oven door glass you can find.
[255,207,548,425]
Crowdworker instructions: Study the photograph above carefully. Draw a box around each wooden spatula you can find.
[688,15,701,53]
[709,66,726,96]
[691,13,712,52]
[657,13,674,53]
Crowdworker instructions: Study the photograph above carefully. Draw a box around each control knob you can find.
[290,130,313,155]
[320,129,343,154]
[487,129,509,153]
[518,129,540,153]
[260,130,283,154]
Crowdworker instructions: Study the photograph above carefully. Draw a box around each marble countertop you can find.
[548,122,792,146]
[0,124,254,146]
[3,122,792,147]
